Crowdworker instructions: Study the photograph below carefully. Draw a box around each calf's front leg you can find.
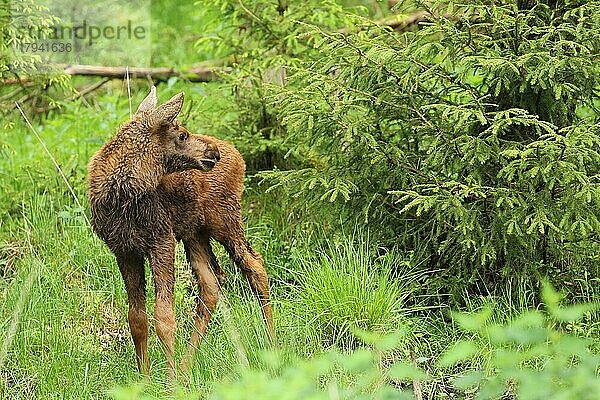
[117,253,149,376]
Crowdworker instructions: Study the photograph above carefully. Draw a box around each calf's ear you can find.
[141,91,184,132]
[147,92,184,129]
[136,86,158,115]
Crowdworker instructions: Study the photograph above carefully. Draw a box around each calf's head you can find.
[135,86,220,173]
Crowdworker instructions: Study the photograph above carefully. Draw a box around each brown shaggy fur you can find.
[87,87,274,378]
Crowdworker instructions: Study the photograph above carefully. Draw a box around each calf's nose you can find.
[205,143,220,161]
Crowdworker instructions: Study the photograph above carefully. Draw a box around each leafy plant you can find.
[439,281,600,399]
[0,0,69,116]
[0,0,55,76]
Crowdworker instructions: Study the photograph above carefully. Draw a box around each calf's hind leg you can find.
[117,253,149,376]
[216,222,275,343]
[180,238,220,371]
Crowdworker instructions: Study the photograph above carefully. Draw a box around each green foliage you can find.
[0,0,54,76]
[440,282,600,399]
[151,0,216,67]
[222,0,600,290]
[208,347,411,400]
[0,1,69,117]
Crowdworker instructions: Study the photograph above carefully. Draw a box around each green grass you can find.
[289,235,415,347]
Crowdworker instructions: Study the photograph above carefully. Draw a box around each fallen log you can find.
[62,64,231,82]
[2,64,230,85]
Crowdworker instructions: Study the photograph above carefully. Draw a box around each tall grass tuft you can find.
[290,232,417,347]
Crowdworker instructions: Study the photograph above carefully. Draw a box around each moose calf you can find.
[88,87,274,378]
